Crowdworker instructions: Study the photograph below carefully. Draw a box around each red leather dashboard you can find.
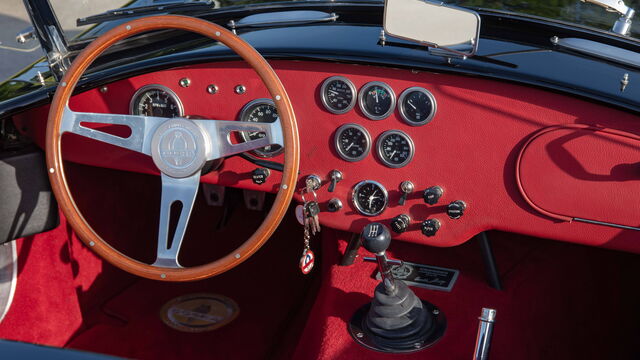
[15,60,640,252]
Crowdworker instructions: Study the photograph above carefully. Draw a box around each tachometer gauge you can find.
[358,81,396,120]
[352,180,388,216]
[398,87,437,126]
[376,130,414,168]
[239,98,283,158]
[321,76,357,114]
[130,84,183,118]
[334,123,371,162]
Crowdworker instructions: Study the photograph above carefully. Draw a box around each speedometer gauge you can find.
[358,81,396,120]
[352,180,388,216]
[239,98,283,158]
[334,123,371,162]
[398,87,437,126]
[321,76,357,114]
[376,130,414,168]
[130,84,183,118]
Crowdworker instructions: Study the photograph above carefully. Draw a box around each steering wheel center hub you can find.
[151,118,209,178]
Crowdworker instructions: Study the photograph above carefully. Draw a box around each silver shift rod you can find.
[473,308,497,360]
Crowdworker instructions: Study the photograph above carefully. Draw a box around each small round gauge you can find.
[398,87,437,126]
[130,84,183,118]
[334,123,371,162]
[358,81,396,120]
[352,180,388,216]
[320,76,357,114]
[239,98,283,158]
[376,130,415,168]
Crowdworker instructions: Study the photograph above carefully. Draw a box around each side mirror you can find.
[383,0,481,56]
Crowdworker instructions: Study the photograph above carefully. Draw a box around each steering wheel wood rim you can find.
[45,15,299,281]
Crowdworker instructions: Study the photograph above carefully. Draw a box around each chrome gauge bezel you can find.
[239,98,284,158]
[398,86,437,126]
[334,123,372,162]
[351,180,389,216]
[129,84,184,117]
[376,129,415,168]
[358,81,396,120]
[320,76,357,114]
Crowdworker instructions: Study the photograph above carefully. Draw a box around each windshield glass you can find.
[49,0,640,40]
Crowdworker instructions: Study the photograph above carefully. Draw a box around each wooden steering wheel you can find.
[45,15,299,281]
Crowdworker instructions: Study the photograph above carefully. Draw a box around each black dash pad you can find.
[375,261,459,292]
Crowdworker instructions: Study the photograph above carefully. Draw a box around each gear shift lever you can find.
[349,223,446,353]
[362,223,396,292]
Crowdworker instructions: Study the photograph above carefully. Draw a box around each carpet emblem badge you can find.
[160,293,239,332]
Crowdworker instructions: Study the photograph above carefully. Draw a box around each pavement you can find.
[0,0,128,81]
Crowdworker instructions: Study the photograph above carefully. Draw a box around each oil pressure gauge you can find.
[376,130,415,168]
[334,123,371,162]
[398,87,437,126]
[321,76,357,114]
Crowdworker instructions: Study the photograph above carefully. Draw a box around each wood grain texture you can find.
[45,15,299,281]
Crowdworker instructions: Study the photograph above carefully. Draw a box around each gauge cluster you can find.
[321,76,436,169]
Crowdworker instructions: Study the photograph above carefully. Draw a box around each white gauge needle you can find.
[368,189,379,208]
[328,90,339,95]
[389,150,396,158]
[408,100,417,110]
[345,143,354,151]
[374,91,379,103]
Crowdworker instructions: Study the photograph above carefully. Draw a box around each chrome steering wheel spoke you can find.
[153,173,201,268]
[60,106,166,155]
[191,118,284,160]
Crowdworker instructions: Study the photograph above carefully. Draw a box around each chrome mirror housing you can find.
[383,0,480,56]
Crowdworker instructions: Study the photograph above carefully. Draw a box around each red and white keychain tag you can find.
[299,249,315,275]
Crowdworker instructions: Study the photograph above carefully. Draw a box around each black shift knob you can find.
[361,223,391,254]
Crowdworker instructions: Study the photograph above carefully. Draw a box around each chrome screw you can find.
[235,84,247,94]
[179,78,191,88]
[207,84,218,94]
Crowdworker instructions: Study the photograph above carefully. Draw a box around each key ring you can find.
[300,187,318,204]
